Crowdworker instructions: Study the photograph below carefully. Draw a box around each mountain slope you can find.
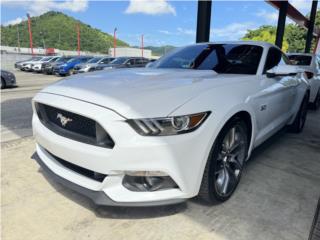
[1,11,128,53]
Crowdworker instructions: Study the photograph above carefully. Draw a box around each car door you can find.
[254,47,297,144]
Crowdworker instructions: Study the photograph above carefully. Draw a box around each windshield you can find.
[41,57,52,61]
[87,57,102,63]
[67,58,78,63]
[110,57,128,64]
[30,57,42,61]
[288,55,312,66]
[153,44,263,75]
[58,57,72,63]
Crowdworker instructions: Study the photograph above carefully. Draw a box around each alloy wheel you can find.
[214,125,247,197]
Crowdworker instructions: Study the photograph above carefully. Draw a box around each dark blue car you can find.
[55,56,92,76]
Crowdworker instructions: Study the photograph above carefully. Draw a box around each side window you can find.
[129,59,135,65]
[264,47,282,73]
[136,58,144,65]
[101,58,110,64]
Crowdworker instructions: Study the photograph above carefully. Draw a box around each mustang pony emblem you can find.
[56,113,73,127]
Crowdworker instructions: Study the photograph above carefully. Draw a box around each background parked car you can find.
[43,56,73,75]
[15,56,42,69]
[73,56,115,73]
[20,56,50,71]
[31,56,60,73]
[1,70,16,89]
[54,56,93,76]
[95,57,150,70]
[288,53,320,109]
[17,57,43,71]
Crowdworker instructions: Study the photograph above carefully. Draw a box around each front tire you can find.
[289,93,309,133]
[198,118,249,204]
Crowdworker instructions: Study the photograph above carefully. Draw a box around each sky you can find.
[0,0,316,47]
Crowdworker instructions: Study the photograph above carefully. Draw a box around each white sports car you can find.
[32,41,310,206]
[288,53,320,109]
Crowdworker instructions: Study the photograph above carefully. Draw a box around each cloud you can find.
[158,28,195,36]
[289,0,312,14]
[211,22,258,40]
[256,10,278,24]
[159,30,171,35]
[125,0,176,16]
[3,17,25,26]
[2,0,88,16]
[177,27,195,36]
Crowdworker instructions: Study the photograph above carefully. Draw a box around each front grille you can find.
[35,103,115,148]
[74,66,81,70]
[45,148,107,182]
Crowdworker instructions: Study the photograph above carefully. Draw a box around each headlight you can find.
[127,112,210,136]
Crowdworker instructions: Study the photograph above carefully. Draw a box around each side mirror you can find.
[266,65,301,78]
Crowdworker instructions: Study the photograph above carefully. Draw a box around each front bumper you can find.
[32,151,184,206]
[32,93,213,206]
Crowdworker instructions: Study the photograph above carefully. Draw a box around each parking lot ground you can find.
[1,72,320,240]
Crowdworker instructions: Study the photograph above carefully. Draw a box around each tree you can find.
[242,10,320,53]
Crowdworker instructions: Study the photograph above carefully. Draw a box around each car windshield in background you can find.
[42,57,52,61]
[110,57,128,64]
[153,44,263,75]
[288,55,312,66]
[59,57,72,62]
[32,57,43,61]
[67,58,78,63]
[87,57,102,63]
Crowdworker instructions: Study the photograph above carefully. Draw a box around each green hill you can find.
[0,11,128,53]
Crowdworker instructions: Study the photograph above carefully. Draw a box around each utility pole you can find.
[141,34,144,57]
[113,28,117,57]
[40,31,46,49]
[77,23,80,56]
[26,13,34,55]
[16,25,20,52]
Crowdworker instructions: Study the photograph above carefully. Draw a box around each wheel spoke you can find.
[229,156,242,170]
[225,165,238,193]
[221,166,230,195]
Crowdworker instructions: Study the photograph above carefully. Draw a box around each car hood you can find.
[40,68,248,118]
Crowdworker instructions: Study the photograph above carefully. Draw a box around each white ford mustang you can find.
[32,41,310,206]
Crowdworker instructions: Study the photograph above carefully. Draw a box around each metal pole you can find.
[305,0,318,53]
[27,13,34,55]
[113,28,117,57]
[77,23,80,56]
[196,0,212,43]
[314,37,320,54]
[16,25,20,52]
[141,34,144,57]
[275,1,288,49]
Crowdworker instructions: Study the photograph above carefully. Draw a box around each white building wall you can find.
[108,47,152,58]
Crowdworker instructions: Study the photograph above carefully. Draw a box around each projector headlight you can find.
[127,112,210,136]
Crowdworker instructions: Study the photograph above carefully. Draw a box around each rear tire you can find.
[289,93,309,133]
[311,89,320,110]
[198,118,249,204]
[1,78,6,89]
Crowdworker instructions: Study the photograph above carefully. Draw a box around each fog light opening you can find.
[122,174,178,192]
